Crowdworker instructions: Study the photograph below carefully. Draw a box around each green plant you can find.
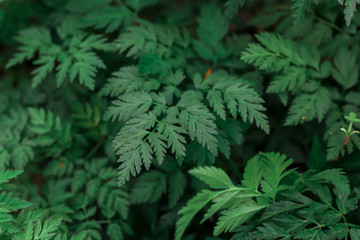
[176,152,360,239]
[1,0,360,239]
[341,112,360,137]
[0,169,86,239]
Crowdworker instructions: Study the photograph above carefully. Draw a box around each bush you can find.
[1,0,360,239]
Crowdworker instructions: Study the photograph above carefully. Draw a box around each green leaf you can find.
[69,51,106,90]
[0,192,31,211]
[260,152,294,200]
[285,87,331,126]
[199,71,269,132]
[242,154,264,190]
[116,22,184,59]
[31,55,56,88]
[65,0,112,13]
[345,92,360,105]
[311,168,350,195]
[201,189,261,224]
[148,132,167,165]
[106,223,124,240]
[177,92,218,155]
[34,217,63,239]
[332,47,358,90]
[138,53,171,77]
[189,166,234,189]
[7,27,111,89]
[207,90,226,120]
[11,140,35,169]
[335,187,358,215]
[168,169,187,208]
[241,32,319,72]
[130,170,167,204]
[125,0,159,12]
[292,0,312,26]
[250,222,291,239]
[241,33,293,72]
[6,27,52,68]
[213,199,266,235]
[217,118,244,145]
[224,82,269,133]
[115,115,156,185]
[56,55,72,87]
[179,102,218,156]
[28,108,52,134]
[267,66,306,93]
[224,0,246,19]
[23,221,34,240]
[116,23,156,58]
[345,112,360,123]
[196,4,228,47]
[308,183,333,205]
[193,4,230,61]
[341,0,360,26]
[104,92,155,122]
[69,232,87,240]
[350,228,360,240]
[160,119,187,160]
[0,169,23,185]
[82,5,132,33]
[100,66,145,97]
[326,128,346,161]
[175,190,217,240]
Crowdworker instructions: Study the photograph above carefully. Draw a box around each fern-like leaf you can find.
[130,170,167,204]
[159,116,187,160]
[214,199,267,235]
[260,153,294,200]
[0,169,23,185]
[82,5,132,33]
[224,0,246,19]
[189,166,234,189]
[341,0,360,26]
[175,190,217,240]
[242,154,265,190]
[292,0,312,26]
[178,99,218,155]
[224,82,269,133]
[99,66,145,97]
[332,47,359,90]
[6,27,52,68]
[168,169,187,208]
[285,87,331,126]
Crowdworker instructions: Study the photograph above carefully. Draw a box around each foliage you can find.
[1,0,360,239]
[176,152,360,239]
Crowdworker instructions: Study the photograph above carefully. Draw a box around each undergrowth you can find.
[0,0,360,239]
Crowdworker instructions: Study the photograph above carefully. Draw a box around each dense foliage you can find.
[1,0,360,239]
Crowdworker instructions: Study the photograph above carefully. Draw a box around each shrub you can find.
[1,0,360,239]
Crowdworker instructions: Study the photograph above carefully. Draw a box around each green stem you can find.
[85,135,105,160]
[348,223,360,229]
[314,16,344,34]
[143,123,160,142]
[329,205,349,230]
[97,220,112,224]
[348,122,353,133]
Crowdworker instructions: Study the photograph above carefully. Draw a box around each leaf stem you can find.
[314,16,344,34]
[85,135,105,160]
[348,122,353,133]
[347,223,360,229]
